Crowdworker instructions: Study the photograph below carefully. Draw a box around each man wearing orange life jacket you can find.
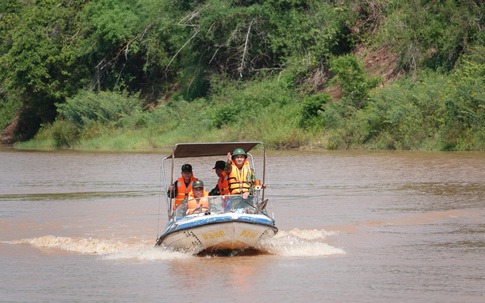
[209,160,230,196]
[167,164,198,209]
[225,148,257,200]
[186,180,209,214]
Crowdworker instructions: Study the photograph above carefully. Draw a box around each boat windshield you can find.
[172,194,263,220]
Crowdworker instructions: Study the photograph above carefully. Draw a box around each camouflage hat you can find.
[192,180,204,188]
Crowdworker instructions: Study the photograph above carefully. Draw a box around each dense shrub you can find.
[375,0,485,72]
[34,120,80,148]
[209,77,296,129]
[299,93,330,130]
[57,91,143,128]
[329,54,381,109]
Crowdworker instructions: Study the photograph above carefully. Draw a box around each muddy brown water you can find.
[1,149,484,302]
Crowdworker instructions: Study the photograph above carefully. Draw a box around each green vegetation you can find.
[2,0,485,151]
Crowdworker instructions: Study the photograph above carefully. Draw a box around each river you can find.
[0,148,484,302]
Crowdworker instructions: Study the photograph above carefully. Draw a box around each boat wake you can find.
[258,228,345,257]
[3,235,190,260]
[4,228,344,259]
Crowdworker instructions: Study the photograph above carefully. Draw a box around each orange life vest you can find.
[227,160,253,194]
[217,172,230,195]
[187,190,209,214]
[174,176,197,207]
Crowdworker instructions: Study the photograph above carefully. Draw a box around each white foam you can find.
[5,228,344,259]
[258,228,345,257]
[4,235,195,260]
[279,228,338,240]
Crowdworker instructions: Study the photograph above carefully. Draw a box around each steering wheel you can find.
[191,206,210,214]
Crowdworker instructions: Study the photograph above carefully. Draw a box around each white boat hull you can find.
[157,213,277,253]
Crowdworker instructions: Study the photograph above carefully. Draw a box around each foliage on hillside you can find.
[1,0,485,150]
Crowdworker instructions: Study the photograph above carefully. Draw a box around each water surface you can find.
[1,149,484,302]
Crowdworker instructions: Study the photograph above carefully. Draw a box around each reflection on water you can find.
[1,150,485,302]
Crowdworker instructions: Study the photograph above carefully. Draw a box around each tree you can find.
[0,0,90,139]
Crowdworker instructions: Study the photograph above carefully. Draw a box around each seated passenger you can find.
[209,160,230,196]
[186,180,209,215]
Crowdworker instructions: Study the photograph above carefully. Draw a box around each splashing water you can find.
[4,228,344,259]
[3,235,190,261]
[258,228,345,257]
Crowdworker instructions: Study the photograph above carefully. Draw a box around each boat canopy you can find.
[166,142,262,159]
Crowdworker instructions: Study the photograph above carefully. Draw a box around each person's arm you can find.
[224,152,233,174]
[249,168,256,194]
[208,185,219,196]
[250,168,256,183]
[167,181,177,198]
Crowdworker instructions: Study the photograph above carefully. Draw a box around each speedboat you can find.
[155,142,278,254]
